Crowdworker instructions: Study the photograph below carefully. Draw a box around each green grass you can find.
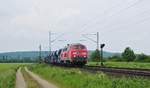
[29,64,150,88]
[87,62,150,69]
[0,63,20,88]
[0,63,30,88]
[0,69,16,88]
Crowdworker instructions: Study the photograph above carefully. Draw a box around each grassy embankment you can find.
[87,62,150,69]
[29,64,150,88]
[0,63,20,88]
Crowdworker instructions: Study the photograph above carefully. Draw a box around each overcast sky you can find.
[0,0,150,54]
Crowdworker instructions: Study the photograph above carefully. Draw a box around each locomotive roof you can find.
[62,43,85,49]
[69,43,84,46]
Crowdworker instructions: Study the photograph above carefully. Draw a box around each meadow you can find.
[0,63,23,88]
[29,64,150,88]
[87,62,150,69]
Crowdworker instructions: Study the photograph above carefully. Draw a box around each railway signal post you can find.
[100,44,105,66]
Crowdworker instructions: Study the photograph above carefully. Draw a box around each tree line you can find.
[90,47,150,62]
[0,56,39,63]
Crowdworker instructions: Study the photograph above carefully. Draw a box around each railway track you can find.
[82,65,150,77]
[48,63,150,77]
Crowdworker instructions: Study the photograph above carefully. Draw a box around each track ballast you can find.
[82,65,150,77]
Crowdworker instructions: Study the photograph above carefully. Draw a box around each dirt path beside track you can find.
[25,67,58,88]
[15,68,27,88]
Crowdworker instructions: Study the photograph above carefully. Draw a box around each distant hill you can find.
[88,50,120,58]
[0,51,49,59]
[0,51,120,59]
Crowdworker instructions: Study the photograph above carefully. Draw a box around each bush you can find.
[135,54,150,62]
[89,49,100,62]
[107,55,123,62]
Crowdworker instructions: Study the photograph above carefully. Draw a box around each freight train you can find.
[44,43,88,66]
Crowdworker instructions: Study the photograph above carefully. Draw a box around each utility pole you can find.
[82,32,101,65]
[82,32,100,50]
[49,31,51,54]
[39,44,42,63]
[97,32,99,50]
[48,31,65,54]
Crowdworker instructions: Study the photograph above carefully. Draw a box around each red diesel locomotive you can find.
[44,43,88,65]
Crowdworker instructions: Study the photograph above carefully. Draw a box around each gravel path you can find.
[15,68,27,88]
[25,67,58,88]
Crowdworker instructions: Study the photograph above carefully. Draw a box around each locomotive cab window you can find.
[72,45,86,49]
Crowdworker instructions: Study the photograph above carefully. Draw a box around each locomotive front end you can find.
[70,44,88,65]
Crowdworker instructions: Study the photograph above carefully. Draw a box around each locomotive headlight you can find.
[82,52,87,55]
[73,55,77,57]
[84,56,87,58]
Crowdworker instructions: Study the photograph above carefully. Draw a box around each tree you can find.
[90,49,100,62]
[136,53,150,62]
[122,47,136,62]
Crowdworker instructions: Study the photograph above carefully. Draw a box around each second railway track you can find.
[82,65,150,77]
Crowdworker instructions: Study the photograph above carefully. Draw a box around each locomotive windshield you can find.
[72,45,86,49]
